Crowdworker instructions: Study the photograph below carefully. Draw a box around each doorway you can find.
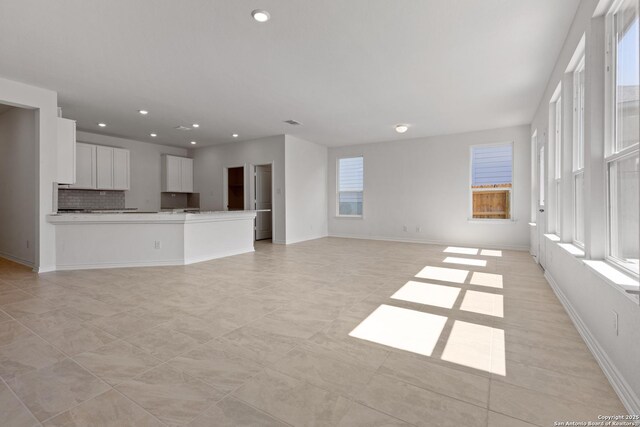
[226,166,245,210]
[537,143,547,269]
[254,164,273,241]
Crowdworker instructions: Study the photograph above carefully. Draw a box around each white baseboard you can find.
[0,251,35,269]
[184,248,255,265]
[327,233,529,251]
[544,271,640,415]
[285,234,329,245]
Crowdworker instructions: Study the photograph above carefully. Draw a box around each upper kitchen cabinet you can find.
[69,143,96,189]
[69,143,129,190]
[162,155,193,193]
[112,148,130,190]
[56,117,76,184]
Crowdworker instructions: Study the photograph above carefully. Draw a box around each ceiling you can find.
[0,0,580,148]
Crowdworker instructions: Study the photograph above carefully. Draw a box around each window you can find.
[554,96,563,235]
[470,143,513,219]
[606,0,639,275]
[337,156,363,216]
[573,58,585,246]
[539,146,545,206]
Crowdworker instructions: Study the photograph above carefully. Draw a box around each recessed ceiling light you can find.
[232,133,239,138]
[252,9,270,22]
[138,110,149,115]
[150,133,157,137]
[190,141,197,145]
[98,123,106,127]
[395,124,409,133]
[192,123,199,128]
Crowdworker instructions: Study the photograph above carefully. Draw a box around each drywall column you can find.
[0,77,58,272]
[583,17,606,260]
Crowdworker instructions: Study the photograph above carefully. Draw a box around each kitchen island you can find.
[47,211,257,270]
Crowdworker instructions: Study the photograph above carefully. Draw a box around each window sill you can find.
[528,222,536,227]
[467,218,517,224]
[558,243,585,258]
[335,215,363,220]
[544,233,561,242]
[583,260,639,304]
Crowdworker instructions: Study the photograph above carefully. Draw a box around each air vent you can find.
[174,125,192,131]
[284,119,302,126]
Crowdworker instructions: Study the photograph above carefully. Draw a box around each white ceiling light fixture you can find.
[98,123,106,127]
[192,123,199,128]
[395,124,409,134]
[150,133,157,137]
[138,110,149,115]
[251,9,270,23]
[190,141,197,145]
[232,133,238,138]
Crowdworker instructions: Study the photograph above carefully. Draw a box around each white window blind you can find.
[471,144,513,187]
[338,157,363,216]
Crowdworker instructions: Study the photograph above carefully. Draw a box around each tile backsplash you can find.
[58,189,125,210]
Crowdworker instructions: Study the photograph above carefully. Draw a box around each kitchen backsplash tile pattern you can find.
[58,189,125,210]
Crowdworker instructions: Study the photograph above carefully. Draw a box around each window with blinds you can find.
[337,156,363,216]
[470,143,513,219]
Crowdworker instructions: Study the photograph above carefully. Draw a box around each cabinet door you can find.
[180,157,193,193]
[56,118,76,184]
[69,143,96,189]
[112,148,130,190]
[162,155,182,192]
[96,146,114,189]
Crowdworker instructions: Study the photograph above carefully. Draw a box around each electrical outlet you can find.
[402,225,408,232]
[154,240,161,250]
[416,226,421,232]
[613,311,618,336]
[99,191,106,196]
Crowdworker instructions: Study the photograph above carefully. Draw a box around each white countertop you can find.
[48,210,258,224]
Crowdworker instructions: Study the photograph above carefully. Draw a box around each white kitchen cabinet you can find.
[180,157,193,193]
[69,143,96,189]
[96,145,114,189]
[69,143,129,190]
[56,118,76,184]
[162,155,193,193]
[112,148,130,190]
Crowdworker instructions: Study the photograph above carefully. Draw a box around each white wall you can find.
[192,135,287,243]
[327,125,531,250]
[0,76,58,272]
[76,132,188,212]
[285,135,328,244]
[530,0,640,413]
[0,107,37,266]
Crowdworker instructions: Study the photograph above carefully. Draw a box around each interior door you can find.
[254,165,272,240]
[538,144,547,269]
[227,166,245,210]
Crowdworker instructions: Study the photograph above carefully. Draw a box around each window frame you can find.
[604,0,640,276]
[553,95,563,236]
[468,141,515,222]
[336,155,364,218]
[572,57,586,247]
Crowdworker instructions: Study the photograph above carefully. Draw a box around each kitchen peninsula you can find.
[48,210,257,270]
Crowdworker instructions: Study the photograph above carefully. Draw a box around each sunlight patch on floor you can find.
[441,320,506,376]
[480,249,502,257]
[469,271,503,289]
[443,257,487,267]
[391,281,461,309]
[460,290,504,318]
[349,304,447,357]
[415,266,469,284]
[444,247,479,255]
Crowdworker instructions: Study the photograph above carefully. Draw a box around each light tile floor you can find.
[0,238,628,426]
